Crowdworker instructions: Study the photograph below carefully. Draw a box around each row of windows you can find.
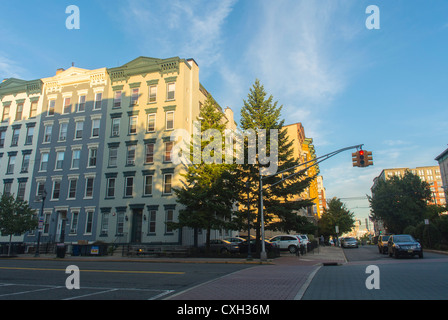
[1,100,39,122]
[46,92,103,116]
[109,140,174,167]
[112,82,175,109]
[99,209,175,236]
[105,172,174,199]
[38,144,99,172]
[35,174,96,202]
[0,124,35,148]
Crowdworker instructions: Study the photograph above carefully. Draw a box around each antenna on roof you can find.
[72,62,75,67]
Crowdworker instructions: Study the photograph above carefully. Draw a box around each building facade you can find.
[435,147,448,196]
[22,66,109,247]
[0,78,44,246]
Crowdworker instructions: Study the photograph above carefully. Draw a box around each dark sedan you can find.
[238,239,277,254]
[388,234,423,258]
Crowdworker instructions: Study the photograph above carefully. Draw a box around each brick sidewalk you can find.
[167,246,346,300]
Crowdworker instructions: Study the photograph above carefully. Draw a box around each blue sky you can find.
[1,0,447,224]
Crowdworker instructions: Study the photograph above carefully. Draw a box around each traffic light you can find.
[358,150,366,167]
[365,151,373,167]
[352,152,359,167]
[352,150,374,167]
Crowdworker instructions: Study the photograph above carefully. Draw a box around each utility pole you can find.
[258,144,366,261]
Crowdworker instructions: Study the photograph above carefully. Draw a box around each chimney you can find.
[56,68,65,75]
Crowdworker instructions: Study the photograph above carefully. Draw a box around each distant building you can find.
[372,166,446,206]
[435,147,448,197]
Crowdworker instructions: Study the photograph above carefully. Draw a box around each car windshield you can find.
[381,236,390,241]
[394,235,415,242]
[345,238,356,241]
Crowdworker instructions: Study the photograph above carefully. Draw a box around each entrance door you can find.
[56,210,67,243]
[131,209,143,243]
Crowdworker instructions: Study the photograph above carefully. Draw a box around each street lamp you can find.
[246,180,252,260]
[34,189,47,257]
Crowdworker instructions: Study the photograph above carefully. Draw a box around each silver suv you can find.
[269,235,301,253]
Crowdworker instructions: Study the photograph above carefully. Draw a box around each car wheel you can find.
[419,252,423,259]
[220,248,229,254]
[394,250,400,259]
[288,245,298,254]
[378,247,382,254]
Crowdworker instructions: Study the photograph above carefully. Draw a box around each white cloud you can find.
[0,53,26,79]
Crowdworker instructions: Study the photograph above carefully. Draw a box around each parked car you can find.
[238,239,277,254]
[388,234,423,258]
[269,235,301,253]
[378,234,391,254]
[297,235,310,246]
[199,239,239,254]
[341,237,358,248]
[224,237,246,244]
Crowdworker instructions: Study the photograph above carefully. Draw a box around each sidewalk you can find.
[167,246,347,300]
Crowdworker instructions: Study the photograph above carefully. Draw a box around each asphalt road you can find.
[302,245,448,300]
[0,259,251,300]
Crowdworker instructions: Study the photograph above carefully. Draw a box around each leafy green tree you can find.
[236,80,315,253]
[368,171,432,234]
[318,197,355,240]
[172,95,238,252]
[0,193,37,256]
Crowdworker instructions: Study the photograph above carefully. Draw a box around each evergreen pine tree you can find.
[237,80,315,254]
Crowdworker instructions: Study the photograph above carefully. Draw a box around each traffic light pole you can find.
[258,144,365,261]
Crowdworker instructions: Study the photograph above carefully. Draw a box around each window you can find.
[149,85,157,103]
[58,122,68,141]
[111,118,120,137]
[75,121,84,139]
[145,143,154,164]
[91,119,100,137]
[17,182,26,201]
[44,124,52,143]
[68,178,77,199]
[147,113,156,132]
[55,151,64,170]
[144,175,153,196]
[129,116,137,134]
[11,128,19,146]
[7,155,16,174]
[15,103,24,121]
[165,209,174,233]
[94,92,102,110]
[63,97,71,114]
[3,181,12,196]
[0,129,6,147]
[71,149,81,169]
[106,177,116,198]
[21,154,30,173]
[166,111,174,130]
[131,88,139,106]
[108,147,118,167]
[85,210,93,234]
[148,210,156,233]
[114,91,122,108]
[167,82,175,101]
[52,180,61,200]
[163,174,172,194]
[88,147,97,167]
[40,152,49,171]
[117,212,124,234]
[126,145,136,166]
[47,100,55,116]
[85,177,94,198]
[2,105,10,122]
[164,141,173,162]
[29,101,37,118]
[125,176,134,197]
[43,213,51,234]
[25,126,34,145]
[70,211,79,234]
[101,212,109,235]
[77,95,86,112]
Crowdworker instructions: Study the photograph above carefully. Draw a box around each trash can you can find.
[56,243,66,258]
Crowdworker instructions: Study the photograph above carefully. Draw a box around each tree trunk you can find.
[8,234,12,256]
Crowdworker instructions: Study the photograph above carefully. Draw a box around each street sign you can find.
[335,225,339,233]
[424,219,429,225]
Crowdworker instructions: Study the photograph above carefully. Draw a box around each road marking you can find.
[0,285,63,298]
[0,266,185,275]
[62,289,119,300]
[294,265,321,300]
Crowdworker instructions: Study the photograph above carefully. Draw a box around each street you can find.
[0,259,251,300]
[302,245,448,300]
